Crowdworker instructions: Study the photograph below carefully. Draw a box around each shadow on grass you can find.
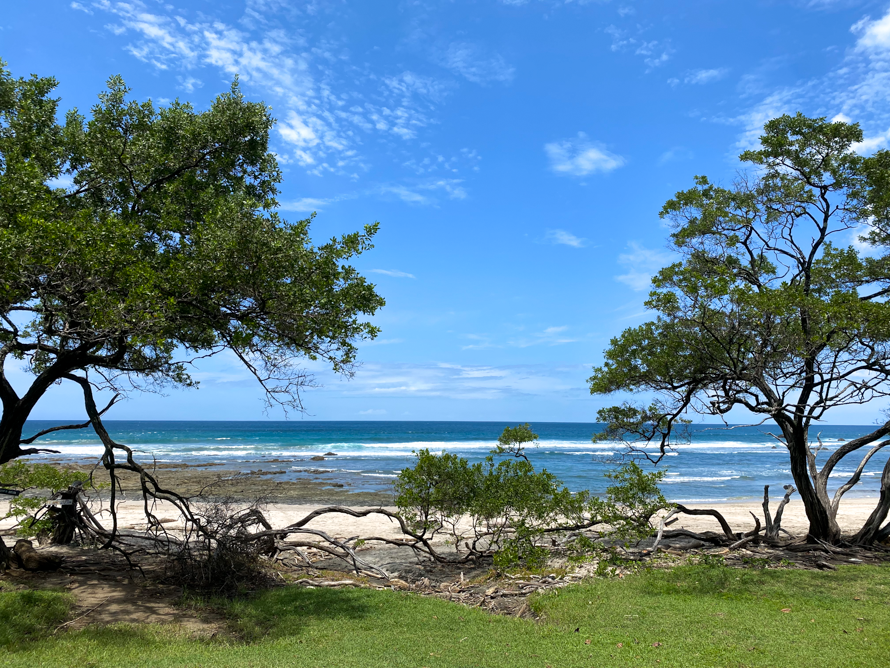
[0,589,73,648]
[224,586,381,642]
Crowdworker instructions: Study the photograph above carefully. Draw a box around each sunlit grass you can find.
[2,564,888,667]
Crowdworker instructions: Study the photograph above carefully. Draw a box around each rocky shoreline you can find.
[41,458,394,506]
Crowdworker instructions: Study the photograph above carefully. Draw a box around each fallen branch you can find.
[674,504,737,540]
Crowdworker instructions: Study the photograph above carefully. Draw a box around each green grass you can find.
[0,583,73,648]
[2,564,889,667]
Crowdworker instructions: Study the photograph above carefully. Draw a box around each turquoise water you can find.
[20,420,889,502]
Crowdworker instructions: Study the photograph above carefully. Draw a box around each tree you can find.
[0,61,385,467]
[589,113,890,544]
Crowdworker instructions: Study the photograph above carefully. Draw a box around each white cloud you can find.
[358,408,387,415]
[362,338,404,346]
[378,179,467,205]
[70,2,92,14]
[615,242,673,291]
[507,325,577,348]
[177,76,202,93]
[852,12,890,54]
[278,197,329,213]
[544,229,587,248]
[683,68,729,85]
[853,126,890,153]
[331,361,579,401]
[88,1,459,175]
[728,8,890,155]
[635,41,673,69]
[438,42,515,84]
[46,175,74,190]
[545,132,625,177]
[369,269,416,279]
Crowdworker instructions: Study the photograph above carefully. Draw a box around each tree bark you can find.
[0,409,27,465]
[0,536,11,570]
[854,455,890,544]
[787,436,839,542]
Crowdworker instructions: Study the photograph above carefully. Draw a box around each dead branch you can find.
[674,504,737,540]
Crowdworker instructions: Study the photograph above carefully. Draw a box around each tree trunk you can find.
[0,409,26,466]
[854,456,890,544]
[787,436,839,542]
[0,536,11,570]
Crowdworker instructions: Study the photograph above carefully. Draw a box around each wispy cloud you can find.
[462,325,579,351]
[437,42,515,84]
[378,179,467,205]
[278,197,330,213]
[852,12,890,54]
[658,146,693,164]
[70,2,92,13]
[329,361,580,401]
[545,133,625,177]
[358,408,387,415]
[668,67,729,86]
[86,1,460,176]
[606,25,673,70]
[177,76,202,93]
[369,269,416,279]
[615,242,673,291]
[544,229,587,247]
[725,7,890,155]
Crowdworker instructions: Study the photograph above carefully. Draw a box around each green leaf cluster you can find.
[589,114,890,454]
[0,461,89,535]
[0,60,385,462]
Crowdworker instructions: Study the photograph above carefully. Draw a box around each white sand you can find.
[1,496,881,541]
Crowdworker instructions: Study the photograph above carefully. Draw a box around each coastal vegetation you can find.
[590,113,890,545]
[0,61,382,563]
[2,60,889,667]
[0,59,383,464]
[393,425,667,568]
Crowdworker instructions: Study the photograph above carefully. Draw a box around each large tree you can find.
[589,113,890,544]
[0,62,384,466]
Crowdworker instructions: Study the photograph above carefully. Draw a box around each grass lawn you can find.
[2,563,888,667]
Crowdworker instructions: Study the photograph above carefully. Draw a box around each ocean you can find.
[20,420,889,503]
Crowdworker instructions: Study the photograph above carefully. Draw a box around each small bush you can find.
[394,425,668,569]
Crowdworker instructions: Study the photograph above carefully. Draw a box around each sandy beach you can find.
[1,461,882,541]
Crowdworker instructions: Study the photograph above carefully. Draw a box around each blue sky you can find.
[5,0,890,423]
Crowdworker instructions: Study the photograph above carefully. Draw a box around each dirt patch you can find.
[2,543,224,635]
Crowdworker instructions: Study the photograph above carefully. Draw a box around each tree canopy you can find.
[0,61,384,465]
[589,113,890,544]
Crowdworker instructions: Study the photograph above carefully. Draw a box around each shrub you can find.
[394,425,668,569]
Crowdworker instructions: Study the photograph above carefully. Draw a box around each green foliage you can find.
[395,426,667,568]
[395,425,603,568]
[0,461,89,536]
[588,112,890,540]
[0,60,384,464]
[741,556,772,569]
[603,461,667,541]
[494,423,538,459]
[695,553,726,568]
